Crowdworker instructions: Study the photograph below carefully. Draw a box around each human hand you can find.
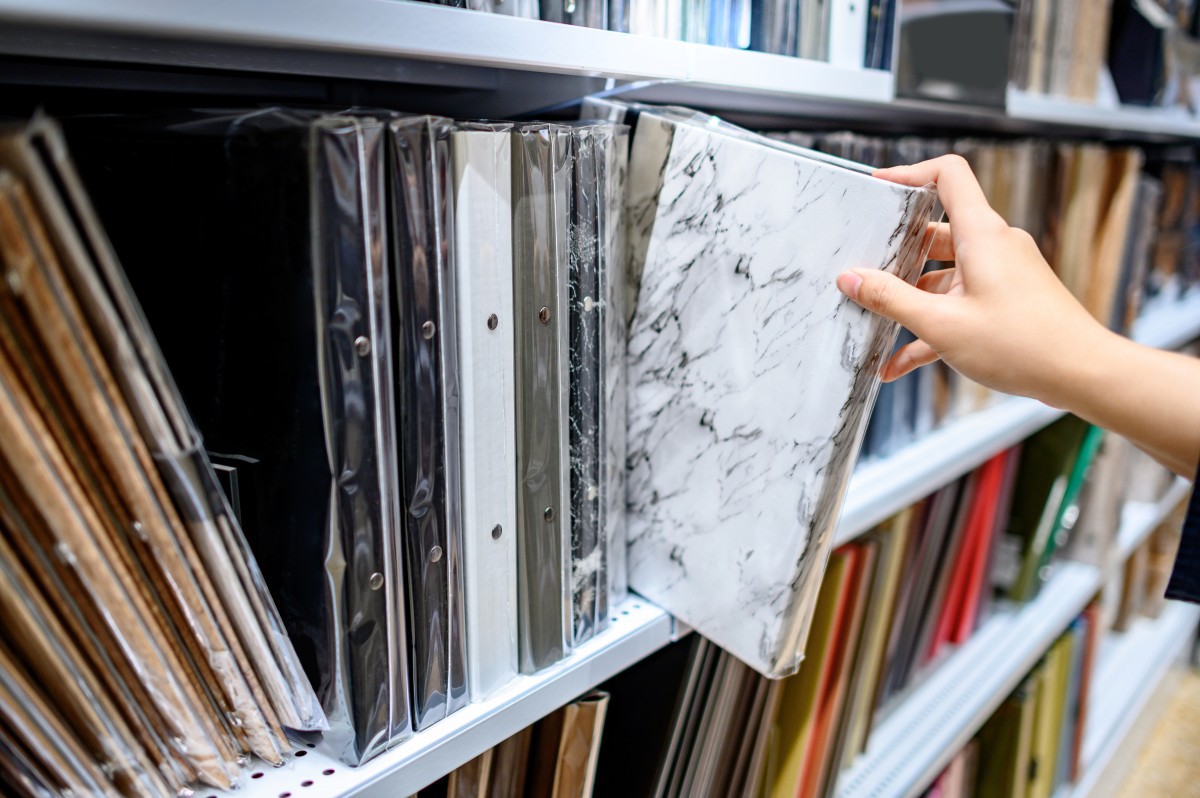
[835,154,1115,408]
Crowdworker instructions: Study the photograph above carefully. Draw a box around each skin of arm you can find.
[834,154,1200,478]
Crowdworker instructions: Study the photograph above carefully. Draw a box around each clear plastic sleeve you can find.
[622,107,941,678]
[30,114,327,740]
[386,115,469,730]
[568,124,605,645]
[0,529,171,798]
[58,109,402,766]
[512,123,574,673]
[601,125,631,607]
[0,158,294,767]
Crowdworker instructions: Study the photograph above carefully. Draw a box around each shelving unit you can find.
[836,562,1103,798]
[1060,601,1200,798]
[2,6,1199,798]
[1006,88,1200,141]
[837,460,1200,798]
[4,0,1200,139]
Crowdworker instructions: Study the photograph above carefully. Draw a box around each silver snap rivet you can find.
[429,545,443,563]
[544,507,555,522]
[538,307,551,324]
[354,336,371,356]
[491,524,503,540]
[369,572,384,590]
[487,313,499,331]
[422,321,436,339]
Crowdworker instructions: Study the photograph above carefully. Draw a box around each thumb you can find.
[836,268,930,331]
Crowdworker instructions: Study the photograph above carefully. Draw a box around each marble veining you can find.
[625,114,937,677]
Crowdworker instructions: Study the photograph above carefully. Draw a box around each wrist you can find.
[1034,324,1129,415]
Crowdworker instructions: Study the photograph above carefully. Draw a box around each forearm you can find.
[1054,331,1200,478]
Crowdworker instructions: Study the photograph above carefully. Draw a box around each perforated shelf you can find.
[208,599,671,798]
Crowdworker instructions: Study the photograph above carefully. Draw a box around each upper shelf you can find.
[4,0,1200,140]
[0,0,892,115]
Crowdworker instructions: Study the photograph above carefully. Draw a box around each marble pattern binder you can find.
[451,124,520,701]
[601,126,630,608]
[568,124,606,646]
[624,111,938,678]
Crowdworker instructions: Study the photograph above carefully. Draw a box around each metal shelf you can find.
[0,0,892,117]
[5,1,1200,140]
[836,290,1200,546]
[836,561,1103,798]
[1060,601,1200,798]
[1007,88,1200,141]
[207,598,671,798]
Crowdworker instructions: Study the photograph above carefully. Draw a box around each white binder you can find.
[452,127,519,701]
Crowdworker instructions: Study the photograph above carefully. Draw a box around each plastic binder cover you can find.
[624,108,939,678]
[62,110,409,765]
[567,121,631,646]
[451,123,520,702]
[1,114,334,780]
[512,123,573,674]
[386,116,469,729]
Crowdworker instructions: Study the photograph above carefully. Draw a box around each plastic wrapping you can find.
[568,124,606,645]
[0,155,292,768]
[0,529,170,798]
[0,355,238,788]
[566,121,631,644]
[61,109,404,766]
[386,115,469,730]
[44,111,326,738]
[601,125,630,607]
[452,122,520,702]
[0,642,120,797]
[623,107,940,678]
[512,123,574,673]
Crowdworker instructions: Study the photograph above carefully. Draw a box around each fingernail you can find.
[836,271,863,299]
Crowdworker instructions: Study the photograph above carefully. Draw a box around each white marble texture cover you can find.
[625,112,938,678]
[451,127,519,701]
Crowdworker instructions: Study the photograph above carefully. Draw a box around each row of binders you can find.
[414,0,897,67]
[1,97,944,792]
[588,415,1183,798]
[772,130,1200,462]
[923,614,1099,798]
[58,110,631,768]
[0,118,326,795]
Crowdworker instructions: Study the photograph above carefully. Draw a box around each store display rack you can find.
[188,289,1200,798]
[839,473,1200,798]
[3,4,1200,797]
[837,561,1102,798]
